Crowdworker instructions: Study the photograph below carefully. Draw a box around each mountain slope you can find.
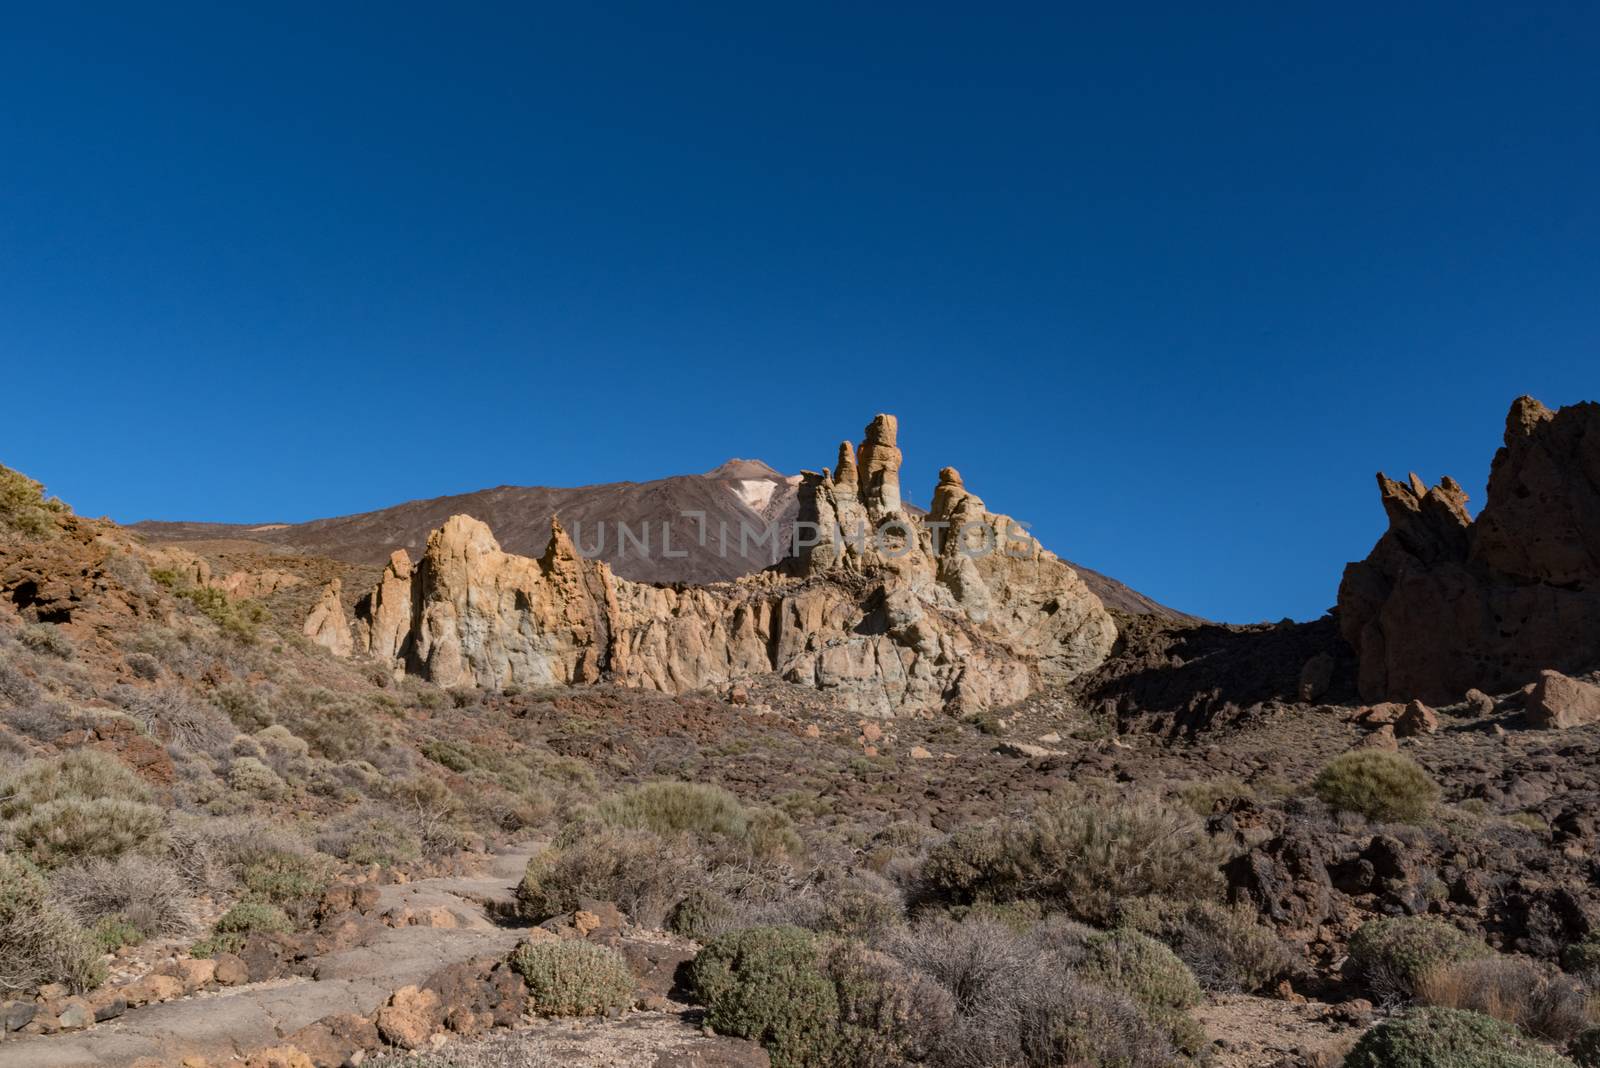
[133,462,1192,618]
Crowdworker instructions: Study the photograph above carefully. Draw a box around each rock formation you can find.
[303,579,353,658]
[354,415,1116,715]
[1339,396,1600,702]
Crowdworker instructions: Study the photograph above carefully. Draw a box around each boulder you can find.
[1526,670,1600,729]
[1395,700,1439,737]
[375,985,443,1050]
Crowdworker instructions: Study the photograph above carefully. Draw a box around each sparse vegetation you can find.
[0,463,69,538]
[191,901,294,957]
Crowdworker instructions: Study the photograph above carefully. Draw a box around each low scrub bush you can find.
[119,687,234,754]
[1348,916,1492,1001]
[1312,750,1439,824]
[508,940,634,1017]
[1344,1005,1574,1068]
[1074,928,1202,1016]
[920,791,1227,926]
[316,806,423,868]
[1573,1028,1600,1067]
[1119,895,1294,992]
[823,941,954,1068]
[1417,955,1593,1042]
[516,828,703,928]
[886,916,1179,1068]
[53,854,197,939]
[0,749,152,819]
[7,797,167,868]
[0,853,106,994]
[0,463,68,538]
[240,850,336,920]
[91,915,145,952]
[191,901,293,957]
[688,926,841,1068]
[19,623,74,659]
[227,756,287,798]
[594,781,802,865]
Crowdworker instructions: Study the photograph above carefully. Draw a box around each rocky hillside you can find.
[131,458,1188,620]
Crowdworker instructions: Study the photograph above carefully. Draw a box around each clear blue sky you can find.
[2,4,1596,622]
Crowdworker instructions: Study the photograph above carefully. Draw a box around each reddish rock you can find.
[1527,670,1600,729]
[1339,397,1600,703]
[1395,700,1439,737]
[375,985,443,1050]
[213,952,249,986]
[285,1013,382,1068]
[1356,724,1398,751]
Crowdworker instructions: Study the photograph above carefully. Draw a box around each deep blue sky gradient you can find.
[2,4,1596,621]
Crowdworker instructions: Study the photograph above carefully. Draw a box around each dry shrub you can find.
[921,790,1227,927]
[1119,895,1295,992]
[0,748,151,818]
[116,686,233,754]
[516,827,704,928]
[0,852,105,994]
[1417,955,1594,1042]
[1348,916,1492,1002]
[594,780,802,866]
[52,854,197,939]
[885,915,1179,1068]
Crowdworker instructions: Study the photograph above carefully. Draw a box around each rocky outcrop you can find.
[355,415,1116,716]
[1339,397,1600,703]
[302,580,352,658]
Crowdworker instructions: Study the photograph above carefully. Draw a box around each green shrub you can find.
[507,940,634,1017]
[920,793,1227,925]
[1312,750,1440,823]
[7,797,168,868]
[516,828,703,928]
[227,756,286,798]
[1177,775,1254,817]
[1076,928,1202,1015]
[689,926,841,1068]
[0,749,152,819]
[1345,1006,1574,1068]
[1348,916,1492,1000]
[594,781,801,864]
[919,824,1013,903]
[191,901,293,957]
[0,853,106,994]
[1119,896,1293,992]
[1563,936,1600,977]
[0,463,68,538]
[667,885,740,942]
[91,916,146,953]
[240,850,335,919]
[823,941,953,1068]
[173,585,268,640]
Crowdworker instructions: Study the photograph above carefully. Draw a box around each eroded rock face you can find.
[303,579,352,658]
[355,415,1116,715]
[1339,397,1600,703]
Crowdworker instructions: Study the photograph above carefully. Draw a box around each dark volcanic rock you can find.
[1339,396,1600,703]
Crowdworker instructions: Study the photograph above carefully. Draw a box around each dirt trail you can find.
[3,843,540,1068]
